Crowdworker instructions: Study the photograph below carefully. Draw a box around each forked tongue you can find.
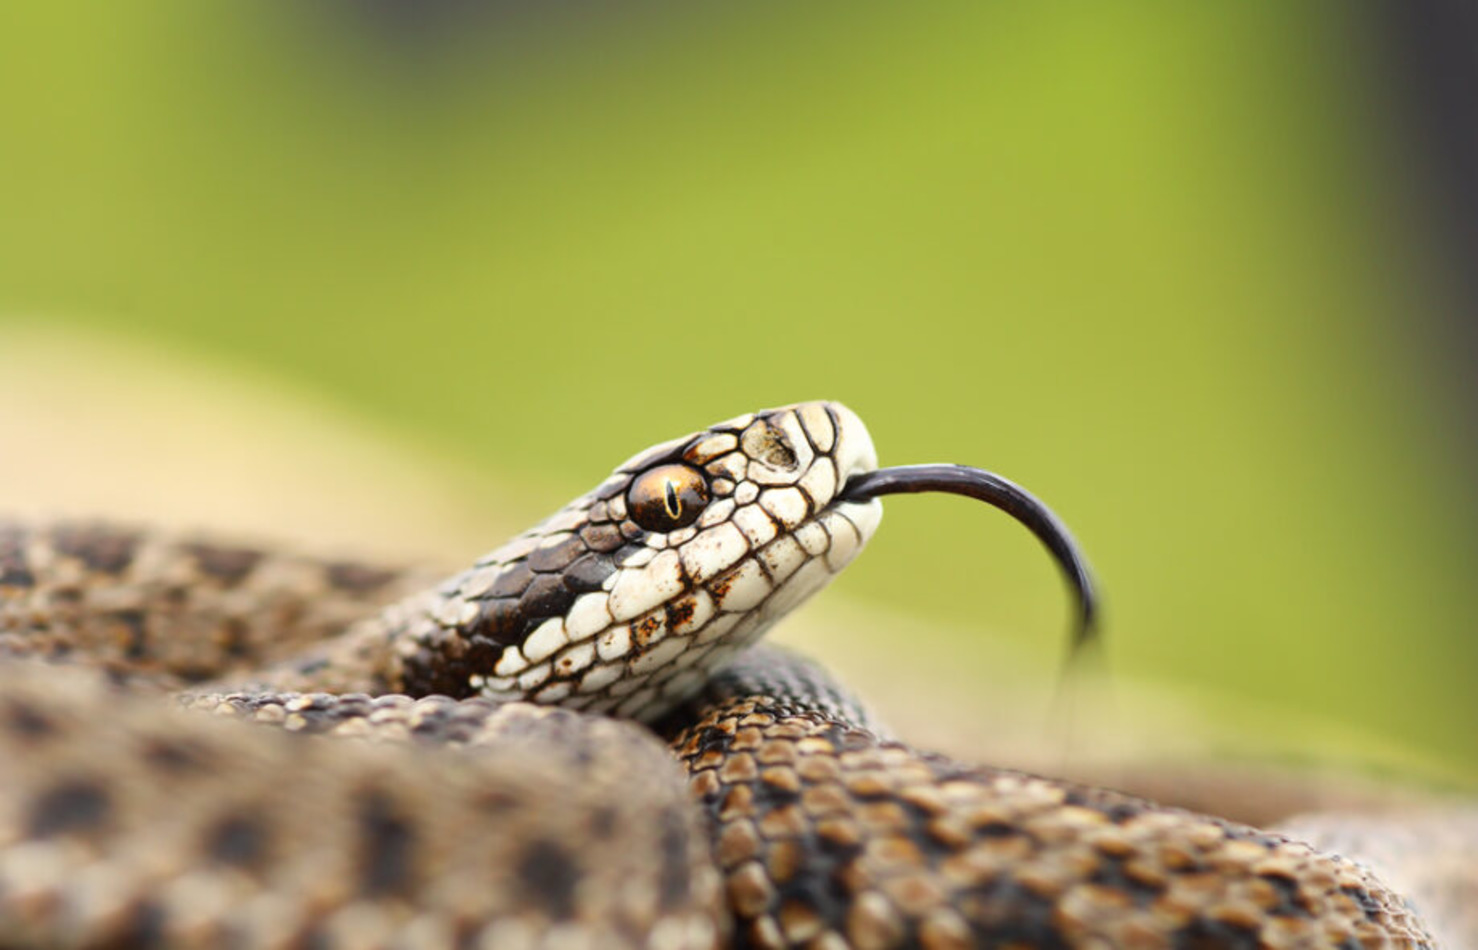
[839,463,1098,658]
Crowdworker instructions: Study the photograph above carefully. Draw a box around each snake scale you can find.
[0,401,1438,948]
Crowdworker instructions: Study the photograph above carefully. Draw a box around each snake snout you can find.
[824,401,880,490]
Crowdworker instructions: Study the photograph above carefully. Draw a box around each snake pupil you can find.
[627,464,709,532]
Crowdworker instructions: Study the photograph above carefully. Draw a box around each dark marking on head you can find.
[527,535,586,573]
[51,524,139,575]
[517,839,578,920]
[708,567,739,600]
[632,614,664,647]
[666,598,696,630]
[398,640,478,697]
[356,790,416,897]
[516,574,575,625]
[474,600,524,647]
[326,562,400,594]
[562,553,616,594]
[486,561,535,600]
[185,543,263,585]
[207,813,269,869]
[457,633,504,677]
[27,778,111,837]
[578,523,624,553]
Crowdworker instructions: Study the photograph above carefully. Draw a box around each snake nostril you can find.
[740,419,799,471]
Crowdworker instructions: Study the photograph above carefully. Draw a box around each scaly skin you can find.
[670,651,1433,949]
[0,401,1439,948]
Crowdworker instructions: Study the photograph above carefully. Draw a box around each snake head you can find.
[395,401,885,721]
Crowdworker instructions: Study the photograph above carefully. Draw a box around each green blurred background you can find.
[2,4,1474,777]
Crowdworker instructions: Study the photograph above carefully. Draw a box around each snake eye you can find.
[627,464,710,532]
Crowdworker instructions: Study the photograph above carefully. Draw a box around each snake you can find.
[0,400,1442,948]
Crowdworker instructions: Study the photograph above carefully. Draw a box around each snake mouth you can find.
[839,465,1098,656]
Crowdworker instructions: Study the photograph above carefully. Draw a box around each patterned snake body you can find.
[0,402,1437,948]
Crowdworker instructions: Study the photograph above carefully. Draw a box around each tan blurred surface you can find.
[0,322,513,559]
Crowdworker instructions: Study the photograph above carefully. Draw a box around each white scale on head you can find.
[462,402,883,723]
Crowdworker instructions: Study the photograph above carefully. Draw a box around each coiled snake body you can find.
[0,402,1436,948]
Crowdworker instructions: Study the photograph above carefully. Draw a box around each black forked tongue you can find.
[839,465,1099,658]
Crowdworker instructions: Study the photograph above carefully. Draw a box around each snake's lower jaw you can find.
[612,493,885,724]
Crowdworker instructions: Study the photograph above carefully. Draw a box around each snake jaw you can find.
[391,402,885,722]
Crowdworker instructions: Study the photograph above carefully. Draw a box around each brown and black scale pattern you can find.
[0,536,1442,949]
[0,522,426,688]
[667,655,1433,949]
[0,662,724,949]
[0,405,1444,950]
[393,506,631,698]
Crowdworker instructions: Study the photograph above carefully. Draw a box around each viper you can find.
[0,401,1436,948]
